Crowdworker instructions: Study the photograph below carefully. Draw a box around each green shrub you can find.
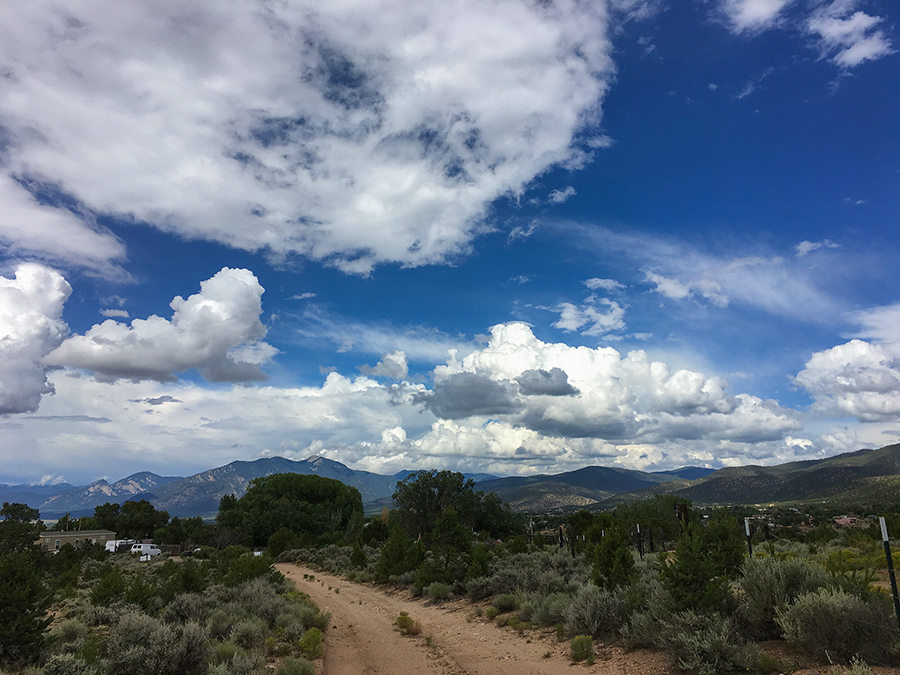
[738,555,832,638]
[229,616,268,650]
[425,582,452,601]
[290,598,330,632]
[169,621,209,674]
[161,592,208,625]
[484,606,499,621]
[566,584,631,637]
[275,656,315,675]
[664,611,756,675]
[298,627,323,659]
[570,635,593,662]
[105,612,177,675]
[42,653,94,675]
[532,593,571,626]
[466,550,589,599]
[395,612,421,636]
[210,641,244,665]
[224,553,276,587]
[206,608,236,640]
[210,649,263,675]
[492,594,518,613]
[275,613,306,643]
[237,577,289,625]
[89,568,127,607]
[50,618,88,653]
[776,587,898,664]
[105,612,208,675]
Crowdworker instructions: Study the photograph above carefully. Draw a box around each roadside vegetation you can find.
[4,470,900,674]
[0,474,340,674]
[275,471,900,674]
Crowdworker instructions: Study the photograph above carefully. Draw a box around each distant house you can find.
[834,515,860,526]
[37,530,116,552]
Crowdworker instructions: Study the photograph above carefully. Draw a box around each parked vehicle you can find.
[129,543,162,557]
[105,539,136,553]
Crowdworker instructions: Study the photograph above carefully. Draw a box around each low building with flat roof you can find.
[37,530,116,552]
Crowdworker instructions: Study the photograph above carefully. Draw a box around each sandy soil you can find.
[275,564,899,675]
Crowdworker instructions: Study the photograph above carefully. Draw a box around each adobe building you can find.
[37,529,116,552]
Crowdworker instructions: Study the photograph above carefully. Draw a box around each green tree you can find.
[591,522,635,589]
[267,527,299,558]
[89,501,121,532]
[661,522,732,613]
[393,470,477,538]
[119,499,169,539]
[220,473,363,547]
[702,511,744,580]
[472,491,521,539]
[360,514,390,546]
[0,504,49,666]
[418,508,473,584]
[375,523,422,583]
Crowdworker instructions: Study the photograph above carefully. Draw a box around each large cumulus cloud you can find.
[46,268,276,382]
[0,263,71,413]
[794,339,900,422]
[424,322,800,445]
[0,1,614,274]
[3,321,831,483]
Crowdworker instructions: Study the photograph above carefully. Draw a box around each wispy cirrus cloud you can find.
[807,1,895,69]
[714,0,894,70]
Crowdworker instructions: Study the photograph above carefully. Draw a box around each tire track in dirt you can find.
[276,563,671,675]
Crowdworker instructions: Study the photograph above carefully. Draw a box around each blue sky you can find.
[1,0,898,486]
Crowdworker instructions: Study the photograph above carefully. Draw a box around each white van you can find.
[129,543,162,557]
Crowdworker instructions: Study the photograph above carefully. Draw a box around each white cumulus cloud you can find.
[0,1,615,274]
[0,263,71,414]
[719,0,794,33]
[359,350,409,380]
[431,322,800,446]
[46,268,276,383]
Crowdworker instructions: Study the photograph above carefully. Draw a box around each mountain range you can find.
[3,443,899,519]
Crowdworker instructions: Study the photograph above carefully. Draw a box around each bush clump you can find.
[298,627,323,659]
[738,555,832,638]
[663,611,757,675]
[570,635,593,663]
[492,594,518,613]
[395,612,421,636]
[425,581,452,601]
[275,655,315,675]
[776,587,898,665]
[565,584,632,638]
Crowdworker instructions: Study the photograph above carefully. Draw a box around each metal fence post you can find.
[745,517,753,556]
[880,516,900,634]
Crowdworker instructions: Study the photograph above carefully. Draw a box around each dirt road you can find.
[275,563,671,675]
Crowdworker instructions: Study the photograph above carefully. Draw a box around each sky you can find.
[1,0,899,487]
